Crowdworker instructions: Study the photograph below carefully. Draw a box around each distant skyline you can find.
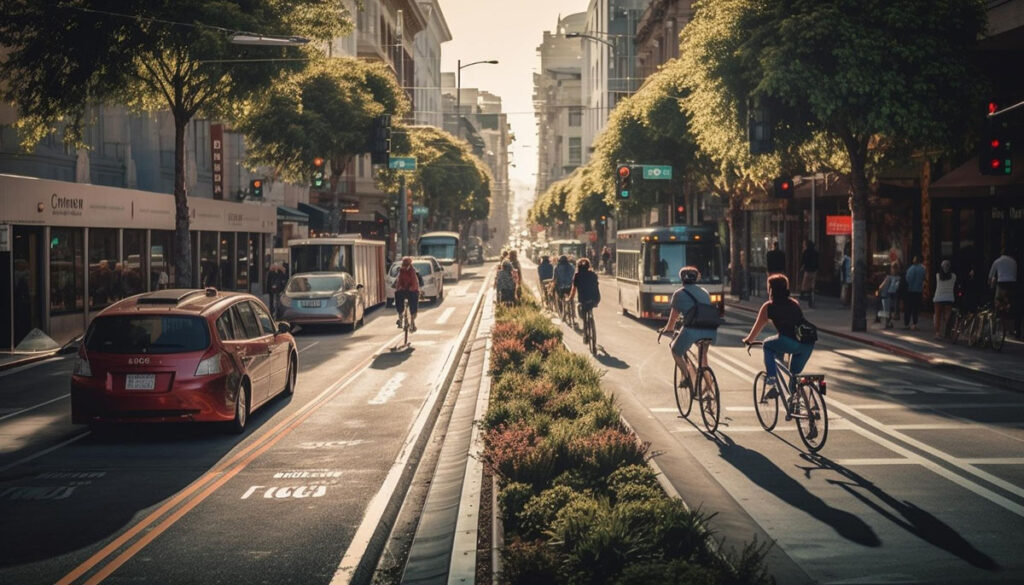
[437,0,588,220]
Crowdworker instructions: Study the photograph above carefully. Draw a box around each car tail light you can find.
[195,352,223,376]
[73,355,92,377]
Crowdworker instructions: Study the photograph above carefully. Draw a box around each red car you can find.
[71,288,297,433]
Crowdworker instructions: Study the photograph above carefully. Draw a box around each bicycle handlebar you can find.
[743,340,764,356]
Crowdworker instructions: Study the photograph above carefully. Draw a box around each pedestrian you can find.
[495,260,517,305]
[933,259,956,339]
[766,241,786,276]
[601,246,612,274]
[877,262,902,329]
[988,247,1018,336]
[800,239,819,307]
[903,255,925,330]
[266,263,287,316]
[839,244,852,308]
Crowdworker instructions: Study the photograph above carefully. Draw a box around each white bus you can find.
[287,236,387,308]
[548,239,588,261]
[615,226,725,320]
[418,231,462,281]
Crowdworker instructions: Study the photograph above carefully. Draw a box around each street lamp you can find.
[566,32,615,54]
[229,33,309,46]
[456,59,499,140]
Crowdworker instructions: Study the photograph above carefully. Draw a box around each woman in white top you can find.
[933,259,956,339]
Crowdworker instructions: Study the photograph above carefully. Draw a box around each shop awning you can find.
[930,154,1023,198]
[298,202,330,231]
[277,206,309,224]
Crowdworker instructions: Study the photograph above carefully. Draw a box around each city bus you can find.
[615,226,725,320]
[418,231,462,281]
[548,239,588,260]
[287,236,387,307]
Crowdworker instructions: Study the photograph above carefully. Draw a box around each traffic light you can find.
[748,98,773,155]
[250,178,264,199]
[599,215,607,226]
[979,102,1012,176]
[673,195,686,224]
[772,177,793,198]
[370,115,392,165]
[616,164,632,199]
[312,157,326,189]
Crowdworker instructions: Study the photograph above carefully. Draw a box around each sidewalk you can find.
[727,292,1024,391]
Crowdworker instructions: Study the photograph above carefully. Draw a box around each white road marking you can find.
[649,407,679,413]
[434,308,455,325]
[845,402,1024,410]
[835,458,914,466]
[0,356,66,379]
[0,432,91,473]
[369,373,406,405]
[298,341,320,353]
[887,423,980,430]
[961,458,1024,465]
[0,394,70,422]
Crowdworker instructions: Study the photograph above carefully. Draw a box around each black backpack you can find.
[795,318,818,343]
[682,289,724,329]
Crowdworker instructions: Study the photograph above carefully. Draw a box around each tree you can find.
[0,1,348,287]
[238,57,407,231]
[680,0,985,330]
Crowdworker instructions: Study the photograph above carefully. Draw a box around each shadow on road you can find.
[594,352,629,369]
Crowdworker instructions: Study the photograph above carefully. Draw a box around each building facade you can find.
[534,13,586,197]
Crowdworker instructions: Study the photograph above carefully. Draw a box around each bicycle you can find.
[393,297,413,349]
[745,341,828,452]
[540,279,555,312]
[658,329,720,433]
[579,302,597,355]
[557,289,576,328]
[967,303,1006,351]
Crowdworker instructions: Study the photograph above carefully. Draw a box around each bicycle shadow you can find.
[797,454,1001,570]
[594,351,628,369]
[711,433,881,547]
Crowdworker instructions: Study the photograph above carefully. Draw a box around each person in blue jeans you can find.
[661,266,719,386]
[742,274,815,396]
[903,255,925,330]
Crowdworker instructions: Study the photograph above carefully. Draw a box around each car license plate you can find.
[125,374,156,391]
[299,300,321,308]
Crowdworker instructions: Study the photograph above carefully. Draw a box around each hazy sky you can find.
[437,0,589,214]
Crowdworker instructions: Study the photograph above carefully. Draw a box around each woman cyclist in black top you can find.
[741,274,815,395]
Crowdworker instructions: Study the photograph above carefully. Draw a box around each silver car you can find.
[277,272,365,330]
[386,257,445,306]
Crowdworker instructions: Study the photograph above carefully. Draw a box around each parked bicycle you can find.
[966,303,1006,351]
[659,328,720,433]
[745,341,828,452]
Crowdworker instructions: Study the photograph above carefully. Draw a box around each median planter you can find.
[483,289,772,585]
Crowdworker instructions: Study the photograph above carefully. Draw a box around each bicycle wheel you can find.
[673,361,693,418]
[795,383,828,452]
[403,308,410,346]
[587,313,597,355]
[697,367,720,433]
[991,314,1006,351]
[753,371,778,431]
[949,312,964,344]
[968,313,984,347]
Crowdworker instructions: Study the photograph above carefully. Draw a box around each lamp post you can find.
[229,33,309,46]
[456,59,498,140]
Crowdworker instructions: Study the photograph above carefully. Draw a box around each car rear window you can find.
[287,275,345,292]
[86,315,210,354]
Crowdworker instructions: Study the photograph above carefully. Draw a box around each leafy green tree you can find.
[529,179,571,234]
[238,57,407,231]
[0,1,347,286]
[680,0,985,330]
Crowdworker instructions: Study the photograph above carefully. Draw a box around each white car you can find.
[386,256,445,306]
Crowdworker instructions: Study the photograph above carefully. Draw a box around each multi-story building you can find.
[580,0,651,163]
[413,1,452,128]
[634,0,693,80]
[533,13,586,197]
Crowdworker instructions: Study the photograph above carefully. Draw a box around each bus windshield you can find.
[643,242,723,284]
[290,244,346,273]
[419,237,457,261]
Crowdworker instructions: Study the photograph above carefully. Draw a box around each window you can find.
[569,138,582,165]
[250,302,276,335]
[50,227,84,314]
[235,233,249,290]
[151,230,175,289]
[88,228,120,310]
[216,311,235,341]
[200,232,219,288]
[86,315,210,354]
[123,229,147,296]
[232,302,262,339]
[568,107,583,127]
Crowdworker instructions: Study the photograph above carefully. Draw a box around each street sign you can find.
[389,157,416,170]
[642,165,672,180]
[412,205,428,217]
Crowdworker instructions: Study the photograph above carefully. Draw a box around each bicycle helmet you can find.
[679,266,700,284]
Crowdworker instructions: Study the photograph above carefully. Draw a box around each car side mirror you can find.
[356,283,364,290]
[277,321,291,334]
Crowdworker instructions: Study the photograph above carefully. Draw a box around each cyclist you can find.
[554,255,575,307]
[660,266,719,386]
[537,255,554,305]
[393,256,422,332]
[741,274,815,400]
[568,257,600,326]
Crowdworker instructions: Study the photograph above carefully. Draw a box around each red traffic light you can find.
[990,158,1002,170]
[780,181,791,190]
[676,205,685,213]
[313,157,324,167]
[988,102,998,115]
[252,180,262,188]
[991,139,1001,149]
[617,165,631,178]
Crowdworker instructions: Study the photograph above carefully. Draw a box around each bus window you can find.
[644,242,722,284]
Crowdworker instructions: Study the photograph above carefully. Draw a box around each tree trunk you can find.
[173,113,193,288]
[728,191,743,296]
[845,134,870,332]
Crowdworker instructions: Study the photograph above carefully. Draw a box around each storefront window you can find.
[88,228,119,310]
[220,233,235,290]
[151,230,175,289]
[235,232,249,290]
[50,227,84,314]
[123,229,147,296]
[200,232,219,288]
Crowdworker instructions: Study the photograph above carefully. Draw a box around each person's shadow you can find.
[799,454,1000,570]
[712,433,880,547]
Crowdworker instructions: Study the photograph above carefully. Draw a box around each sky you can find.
[436,0,589,219]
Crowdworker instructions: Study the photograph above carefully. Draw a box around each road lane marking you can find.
[0,393,70,422]
[0,356,66,378]
[0,432,90,474]
[435,307,455,325]
[369,373,406,405]
[961,458,1024,465]
[844,402,1024,410]
[298,341,320,353]
[835,458,914,466]
[887,423,981,430]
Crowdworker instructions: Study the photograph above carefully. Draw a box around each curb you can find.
[728,304,1023,391]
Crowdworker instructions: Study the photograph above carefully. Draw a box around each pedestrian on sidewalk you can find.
[766,241,786,276]
[800,239,819,308]
[903,255,925,330]
[266,263,287,316]
[839,244,852,308]
[877,262,902,329]
[933,259,956,339]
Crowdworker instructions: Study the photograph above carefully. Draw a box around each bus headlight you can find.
[710,293,723,304]
[653,294,670,303]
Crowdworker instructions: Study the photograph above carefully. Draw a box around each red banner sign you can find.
[211,124,224,200]
[826,215,852,235]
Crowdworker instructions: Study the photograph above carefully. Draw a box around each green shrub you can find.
[522,351,545,379]
[499,539,560,585]
[543,351,603,392]
[491,336,527,375]
[518,485,591,540]
[570,428,650,482]
[482,398,535,431]
[498,482,535,535]
[607,464,660,494]
[491,371,531,402]
[550,495,651,585]
[610,559,719,585]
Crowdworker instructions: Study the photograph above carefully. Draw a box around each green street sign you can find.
[412,205,429,217]
[389,157,416,170]
[642,165,672,180]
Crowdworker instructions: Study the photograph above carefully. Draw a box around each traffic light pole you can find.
[399,173,409,257]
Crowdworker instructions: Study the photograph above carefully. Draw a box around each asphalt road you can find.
[0,264,491,585]
[524,259,1024,584]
